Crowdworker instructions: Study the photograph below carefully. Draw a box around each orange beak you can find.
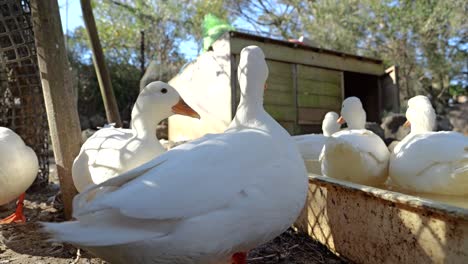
[337,116,346,124]
[403,120,411,128]
[172,98,200,119]
[264,83,268,90]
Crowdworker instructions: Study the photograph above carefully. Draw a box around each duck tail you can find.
[40,220,145,247]
[452,158,468,177]
[452,144,468,179]
[40,221,85,244]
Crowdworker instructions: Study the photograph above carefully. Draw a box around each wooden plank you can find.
[298,108,336,124]
[267,74,293,88]
[231,54,238,117]
[297,65,342,84]
[265,81,293,92]
[266,60,292,77]
[292,63,298,133]
[264,104,296,121]
[230,38,384,76]
[264,90,294,106]
[296,124,322,135]
[297,79,341,96]
[341,72,345,103]
[278,121,295,134]
[298,94,341,108]
[228,31,382,64]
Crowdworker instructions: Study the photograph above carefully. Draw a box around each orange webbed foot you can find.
[231,252,247,264]
[0,193,26,224]
[0,211,26,224]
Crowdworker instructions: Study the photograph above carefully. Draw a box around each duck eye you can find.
[161,88,168,94]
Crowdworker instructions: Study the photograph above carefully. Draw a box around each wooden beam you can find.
[80,0,122,127]
[230,38,385,76]
[140,30,145,77]
[230,54,238,118]
[292,63,298,134]
[30,0,81,219]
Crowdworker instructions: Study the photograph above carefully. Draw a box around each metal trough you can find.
[294,175,468,264]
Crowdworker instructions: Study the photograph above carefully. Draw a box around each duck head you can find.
[404,95,436,134]
[237,46,268,107]
[227,46,270,131]
[322,111,340,136]
[337,97,366,129]
[131,82,199,135]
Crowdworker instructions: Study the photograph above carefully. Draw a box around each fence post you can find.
[80,0,122,127]
[30,0,81,219]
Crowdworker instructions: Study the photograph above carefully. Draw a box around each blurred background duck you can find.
[320,97,390,186]
[294,111,340,174]
[389,95,468,196]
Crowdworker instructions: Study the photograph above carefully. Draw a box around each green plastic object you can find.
[202,14,235,51]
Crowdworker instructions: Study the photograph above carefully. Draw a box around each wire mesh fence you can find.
[0,0,49,188]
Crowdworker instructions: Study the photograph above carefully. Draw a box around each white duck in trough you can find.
[0,127,38,224]
[72,81,200,192]
[320,97,390,186]
[389,95,468,195]
[293,111,340,174]
[42,46,308,264]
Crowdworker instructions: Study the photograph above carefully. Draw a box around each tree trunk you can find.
[30,0,81,219]
[80,0,122,127]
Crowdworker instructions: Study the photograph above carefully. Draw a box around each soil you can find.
[0,161,347,264]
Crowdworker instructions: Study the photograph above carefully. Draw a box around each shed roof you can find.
[227,31,383,65]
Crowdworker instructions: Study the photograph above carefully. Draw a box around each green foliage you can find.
[68,40,140,124]
[68,0,234,125]
[236,0,467,111]
[449,84,467,97]
[202,14,235,51]
[71,0,234,66]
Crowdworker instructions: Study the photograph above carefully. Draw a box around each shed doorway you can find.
[343,71,380,122]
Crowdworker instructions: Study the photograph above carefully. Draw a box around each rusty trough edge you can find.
[308,174,468,220]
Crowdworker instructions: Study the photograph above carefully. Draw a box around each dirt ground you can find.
[0,161,346,264]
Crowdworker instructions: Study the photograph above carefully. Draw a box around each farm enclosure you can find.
[168,31,399,141]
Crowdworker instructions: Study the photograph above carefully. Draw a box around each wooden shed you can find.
[168,31,399,141]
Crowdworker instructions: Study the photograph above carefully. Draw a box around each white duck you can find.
[293,112,340,174]
[0,127,38,224]
[389,95,468,195]
[72,81,200,192]
[320,97,390,186]
[43,46,308,264]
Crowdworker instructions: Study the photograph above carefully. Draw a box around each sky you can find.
[57,0,200,60]
[57,1,262,61]
[58,0,83,35]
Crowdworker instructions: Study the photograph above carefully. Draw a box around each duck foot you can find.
[231,252,247,264]
[0,193,26,224]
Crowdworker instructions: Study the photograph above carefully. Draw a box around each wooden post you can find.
[30,0,81,219]
[140,30,145,77]
[80,0,122,127]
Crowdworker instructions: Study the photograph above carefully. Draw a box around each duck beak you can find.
[172,98,200,119]
[403,120,411,128]
[337,116,346,124]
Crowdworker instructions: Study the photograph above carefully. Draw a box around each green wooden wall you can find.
[234,58,343,135]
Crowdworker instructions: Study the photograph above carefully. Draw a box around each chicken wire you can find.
[0,0,49,188]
